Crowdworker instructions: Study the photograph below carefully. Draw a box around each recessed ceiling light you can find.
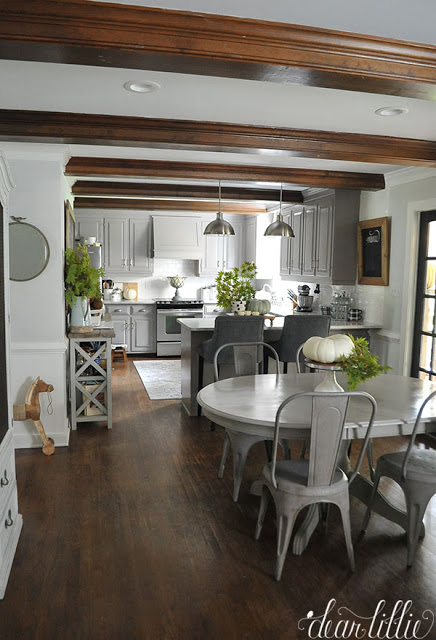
[375,106,409,117]
[123,80,160,93]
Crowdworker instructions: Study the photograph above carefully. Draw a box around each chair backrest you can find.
[402,388,436,480]
[295,343,305,373]
[213,342,280,380]
[201,315,264,364]
[274,315,331,363]
[270,391,377,489]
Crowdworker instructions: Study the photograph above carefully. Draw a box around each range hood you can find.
[153,216,203,259]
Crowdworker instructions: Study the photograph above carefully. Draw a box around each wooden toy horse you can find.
[13,377,55,456]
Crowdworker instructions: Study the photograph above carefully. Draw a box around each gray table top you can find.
[179,317,382,332]
[197,373,436,441]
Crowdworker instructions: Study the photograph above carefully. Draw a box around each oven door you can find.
[156,309,203,342]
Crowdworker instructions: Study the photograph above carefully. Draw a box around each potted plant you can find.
[65,243,104,330]
[215,261,257,311]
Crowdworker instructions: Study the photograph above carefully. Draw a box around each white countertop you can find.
[178,317,382,332]
[104,299,156,305]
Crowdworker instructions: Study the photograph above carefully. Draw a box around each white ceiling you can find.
[2,1,436,187]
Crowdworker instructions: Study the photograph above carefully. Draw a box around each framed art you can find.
[357,216,390,286]
[65,200,75,251]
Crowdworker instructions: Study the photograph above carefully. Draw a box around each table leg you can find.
[227,431,266,502]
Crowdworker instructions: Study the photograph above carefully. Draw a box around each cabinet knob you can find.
[5,509,13,528]
[121,258,126,266]
[0,469,9,487]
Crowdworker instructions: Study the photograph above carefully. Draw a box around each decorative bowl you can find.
[168,275,186,289]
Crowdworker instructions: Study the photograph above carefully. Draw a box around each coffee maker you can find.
[296,284,314,312]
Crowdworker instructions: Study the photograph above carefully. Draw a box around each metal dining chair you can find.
[254,390,377,580]
[362,388,436,567]
[213,341,287,502]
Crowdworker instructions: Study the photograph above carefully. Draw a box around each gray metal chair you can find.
[362,389,436,567]
[254,390,377,580]
[213,341,286,502]
[265,314,331,374]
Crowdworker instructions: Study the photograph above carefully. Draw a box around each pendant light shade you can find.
[203,181,235,236]
[264,185,295,237]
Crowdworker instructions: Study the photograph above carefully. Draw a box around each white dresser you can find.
[0,429,22,599]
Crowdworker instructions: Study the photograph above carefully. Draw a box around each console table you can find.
[68,324,115,430]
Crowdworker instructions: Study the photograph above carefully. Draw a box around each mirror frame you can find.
[9,221,51,282]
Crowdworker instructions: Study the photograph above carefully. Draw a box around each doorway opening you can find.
[411,210,436,379]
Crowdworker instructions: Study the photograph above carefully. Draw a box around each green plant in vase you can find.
[338,336,391,390]
[65,243,104,328]
[215,261,257,310]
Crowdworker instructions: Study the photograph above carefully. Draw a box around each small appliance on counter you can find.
[296,284,313,312]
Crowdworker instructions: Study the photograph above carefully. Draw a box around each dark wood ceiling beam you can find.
[1,110,435,167]
[72,181,304,203]
[73,197,266,214]
[66,158,385,191]
[1,2,436,99]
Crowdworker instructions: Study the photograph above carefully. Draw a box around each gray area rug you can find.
[133,359,181,400]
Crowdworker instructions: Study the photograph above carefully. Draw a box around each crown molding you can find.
[384,167,436,188]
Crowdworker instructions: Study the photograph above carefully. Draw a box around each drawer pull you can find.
[0,469,9,487]
[5,509,13,528]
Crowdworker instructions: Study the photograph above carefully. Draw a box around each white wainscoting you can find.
[11,340,70,448]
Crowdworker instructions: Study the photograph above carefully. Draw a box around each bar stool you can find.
[111,344,128,367]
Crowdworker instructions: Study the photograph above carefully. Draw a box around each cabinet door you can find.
[245,218,256,264]
[315,196,333,280]
[108,308,130,346]
[225,220,245,270]
[289,207,304,277]
[131,308,156,353]
[199,221,223,275]
[301,205,317,276]
[129,217,152,275]
[104,218,128,272]
[75,215,104,245]
[279,213,292,276]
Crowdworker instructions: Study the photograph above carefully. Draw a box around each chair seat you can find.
[378,449,436,483]
[262,459,346,494]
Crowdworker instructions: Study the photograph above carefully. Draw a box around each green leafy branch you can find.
[215,261,257,309]
[338,335,391,391]
[65,244,104,309]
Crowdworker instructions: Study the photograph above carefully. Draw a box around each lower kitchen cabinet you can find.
[105,304,156,353]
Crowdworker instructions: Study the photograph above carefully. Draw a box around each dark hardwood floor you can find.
[1,358,435,639]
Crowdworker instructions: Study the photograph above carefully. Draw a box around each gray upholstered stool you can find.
[264,314,331,374]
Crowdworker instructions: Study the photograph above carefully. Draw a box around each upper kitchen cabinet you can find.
[153,216,203,259]
[105,215,153,275]
[75,213,104,245]
[75,211,153,276]
[198,216,245,276]
[280,190,360,285]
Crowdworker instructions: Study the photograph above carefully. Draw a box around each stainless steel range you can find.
[155,299,204,356]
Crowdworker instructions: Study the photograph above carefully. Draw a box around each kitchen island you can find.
[178,316,382,416]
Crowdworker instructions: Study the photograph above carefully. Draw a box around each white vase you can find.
[231,300,246,313]
[70,297,90,330]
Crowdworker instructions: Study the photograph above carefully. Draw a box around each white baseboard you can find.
[13,418,70,449]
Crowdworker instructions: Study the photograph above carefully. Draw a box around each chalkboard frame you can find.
[357,216,390,286]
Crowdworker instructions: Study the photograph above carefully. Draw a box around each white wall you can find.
[4,147,70,448]
[361,169,436,374]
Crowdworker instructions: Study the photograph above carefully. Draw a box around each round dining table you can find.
[197,372,436,554]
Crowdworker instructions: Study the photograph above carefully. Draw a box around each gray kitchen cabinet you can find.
[75,214,104,244]
[198,217,244,275]
[105,304,156,353]
[280,190,359,285]
[105,215,153,276]
[244,214,275,278]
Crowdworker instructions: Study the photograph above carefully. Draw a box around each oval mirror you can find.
[9,222,50,282]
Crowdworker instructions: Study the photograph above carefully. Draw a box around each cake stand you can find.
[304,359,344,392]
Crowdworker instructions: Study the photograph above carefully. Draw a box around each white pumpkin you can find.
[302,334,354,363]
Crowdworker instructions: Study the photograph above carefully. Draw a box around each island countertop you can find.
[177,317,382,332]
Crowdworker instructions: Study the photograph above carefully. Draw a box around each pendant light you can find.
[264,184,295,237]
[203,181,235,236]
